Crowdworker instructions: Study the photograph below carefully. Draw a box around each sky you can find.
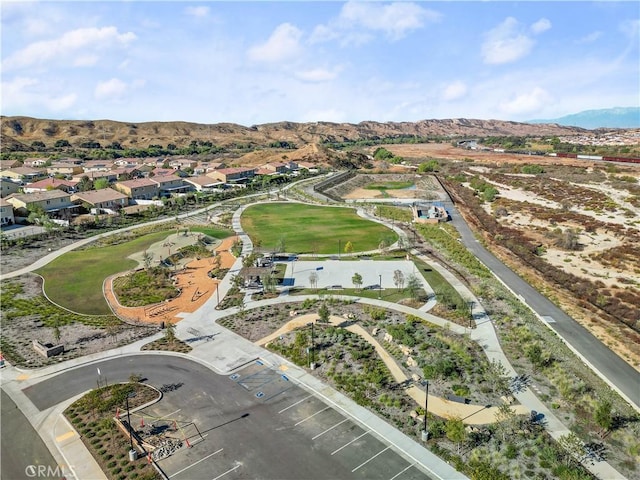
[1,1,638,126]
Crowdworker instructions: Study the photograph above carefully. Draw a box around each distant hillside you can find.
[1,116,587,152]
[529,107,640,129]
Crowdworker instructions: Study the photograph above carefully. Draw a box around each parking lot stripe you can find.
[294,406,330,426]
[312,418,348,440]
[331,430,370,455]
[158,408,181,420]
[351,446,391,472]
[278,394,311,413]
[171,448,223,478]
[389,463,415,480]
[211,464,240,480]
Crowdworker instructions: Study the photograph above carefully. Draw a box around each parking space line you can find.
[331,430,370,455]
[211,464,240,480]
[158,408,181,420]
[171,448,223,478]
[352,446,391,472]
[262,385,294,402]
[389,463,415,480]
[312,418,348,440]
[294,406,330,426]
[278,394,311,413]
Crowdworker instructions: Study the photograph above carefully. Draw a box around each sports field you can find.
[241,203,397,254]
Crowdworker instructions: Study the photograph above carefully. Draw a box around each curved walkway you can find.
[255,313,528,425]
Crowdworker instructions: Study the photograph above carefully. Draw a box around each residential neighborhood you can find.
[0,156,313,233]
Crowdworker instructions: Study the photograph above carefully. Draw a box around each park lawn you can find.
[190,226,235,238]
[37,231,178,315]
[365,181,414,190]
[291,286,426,303]
[241,203,397,254]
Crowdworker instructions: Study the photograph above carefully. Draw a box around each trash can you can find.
[129,449,138,461]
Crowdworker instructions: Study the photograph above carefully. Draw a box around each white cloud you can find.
[530,18,551,35]
[247,23,303,63]
[95,78,128,100]
[481,17,535,65]
[295,67,341,83]
[578,31,602,44]
[2,26,136,71]
[443,81,467,101]
[499,87,552,115]
[185,6,209,17]
[1,76,77,112]
[311,1,440,44]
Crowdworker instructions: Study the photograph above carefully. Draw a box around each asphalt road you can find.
[23,354,433,480]
[1,389,64,480]
[449,207,640,410]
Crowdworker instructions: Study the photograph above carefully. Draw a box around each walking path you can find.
[1,190,628,480]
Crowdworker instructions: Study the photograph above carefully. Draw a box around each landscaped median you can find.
[64,381,162,480]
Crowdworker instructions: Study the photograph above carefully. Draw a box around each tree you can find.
[52,322,62,345]
[276,236,286,253]
[318,303,330,324]
[344,241,353,254]
[164,321,176,343]
[77,175,93,192]
[31,140,46,151]
[94,178,110,190]
[309,271,319,291]
[352,272,363,291]
[445,416,466,454]
[484,359,510,395]
[594,399,613,437]
[393,270,405,291]
[494,404,516,442]
[142,251,154,270]
[558,432,585,466]
[54,139,71,148]
[405,273,421,300]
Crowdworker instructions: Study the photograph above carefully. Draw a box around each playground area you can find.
[104,234,238,325]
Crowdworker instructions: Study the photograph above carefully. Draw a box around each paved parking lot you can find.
[144,361,433,480]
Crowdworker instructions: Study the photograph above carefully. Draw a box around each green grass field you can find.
[37,227,233,315]
[241,203,397,254]
[365,181,414,190]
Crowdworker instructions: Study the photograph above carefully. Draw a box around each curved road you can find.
[448,207,639,411]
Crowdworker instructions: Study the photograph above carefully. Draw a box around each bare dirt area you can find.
[0,231,86,274]
[442,161,640,370]
[385,142,600,167]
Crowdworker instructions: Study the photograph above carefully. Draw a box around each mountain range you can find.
[1,116,590,152]
[529,107,639,129]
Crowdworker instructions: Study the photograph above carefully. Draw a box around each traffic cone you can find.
[115,407,120,419]
[140,417,144,427]
[147,453,152,464]
[185,437,191,448]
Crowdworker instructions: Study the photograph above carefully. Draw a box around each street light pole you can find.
[422,381,429,441]
[309,321,315,369]
[378,274,382,299]
[125,392,137,458]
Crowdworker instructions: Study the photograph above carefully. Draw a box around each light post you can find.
[378,274,382,299]
[338,239,341,259]
[126,392,137,461]
[308,322,315,370]
[421,381,429,441]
